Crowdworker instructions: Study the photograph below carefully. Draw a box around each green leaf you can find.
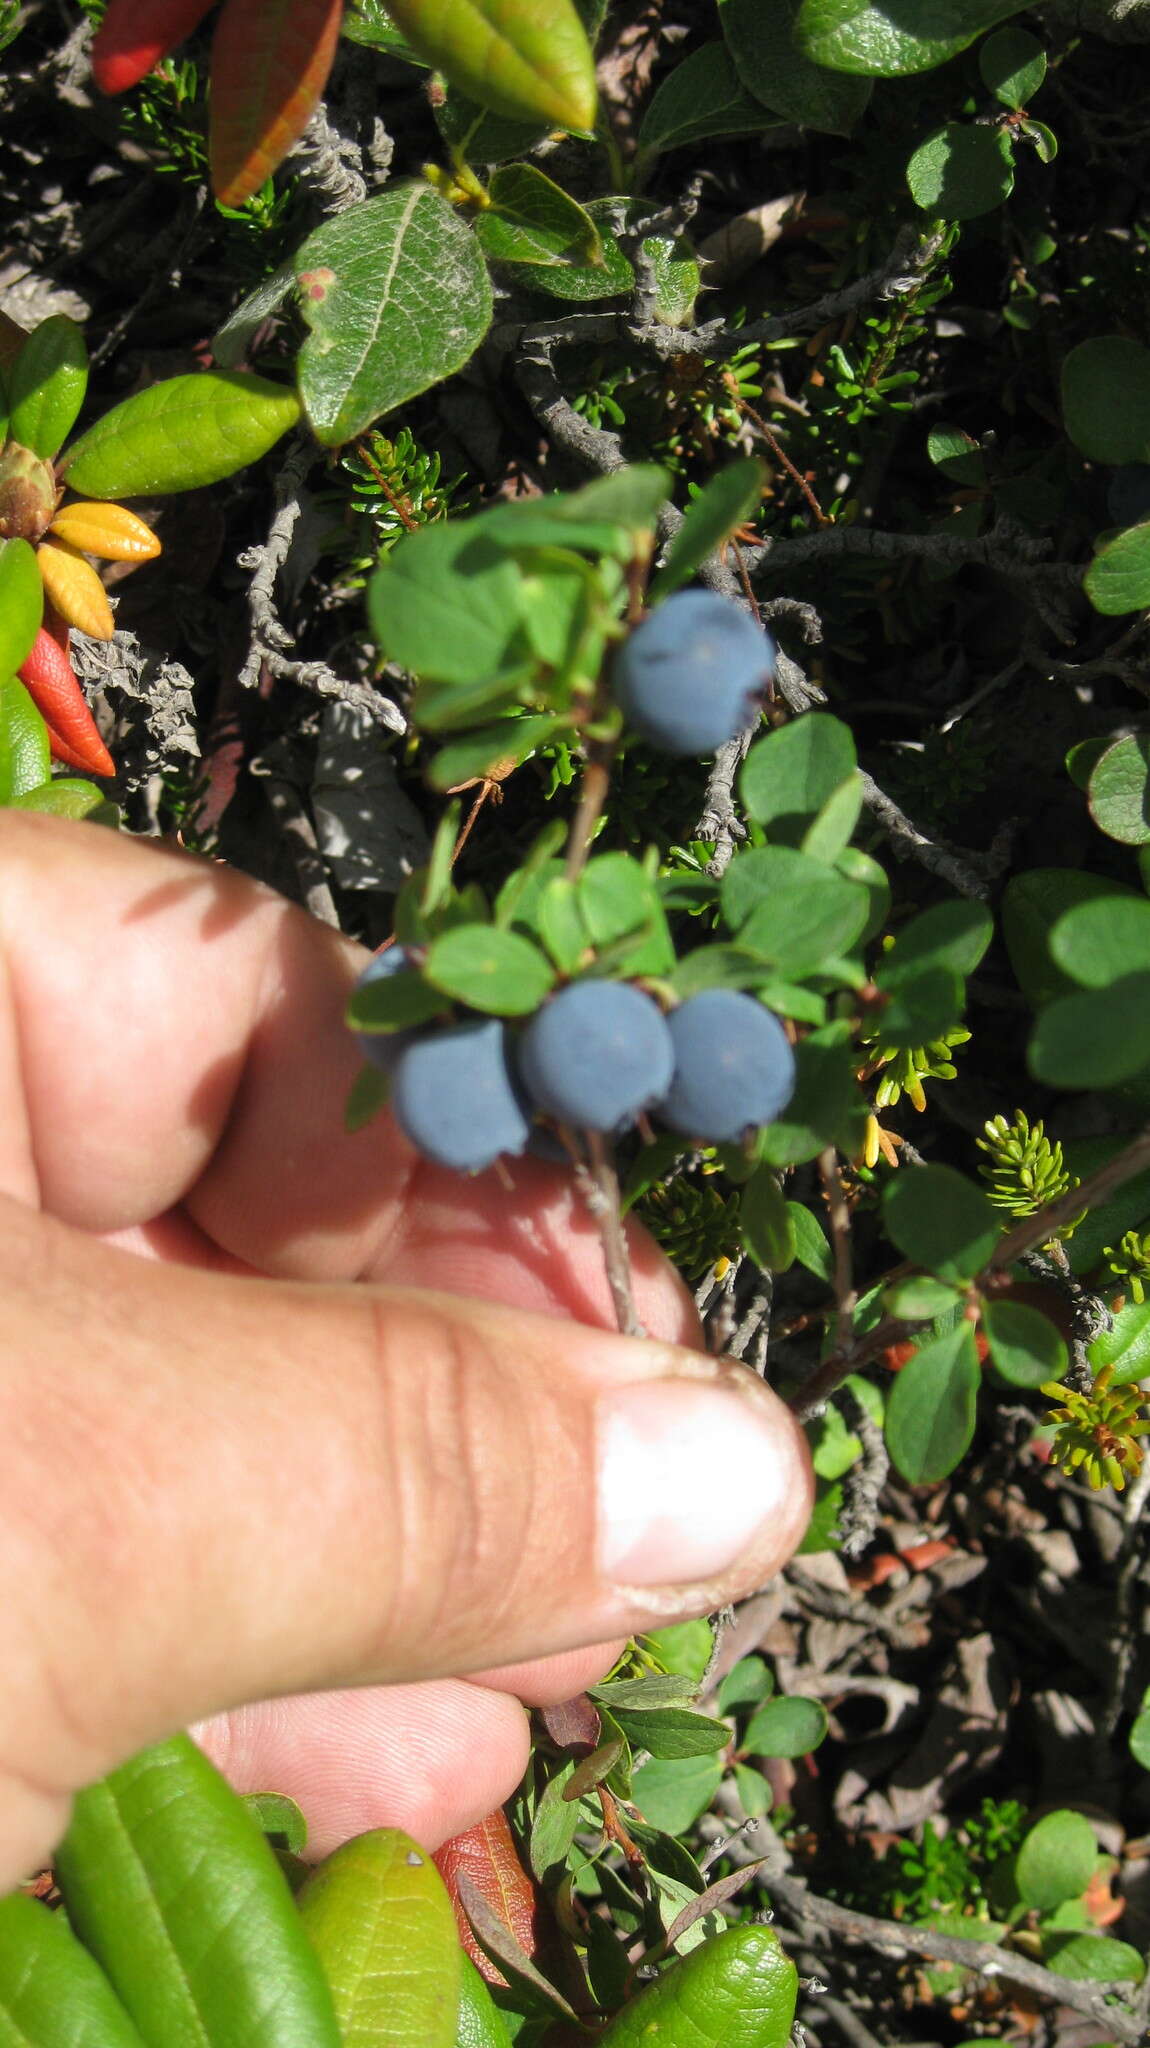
[528,1760,580,1882]
[721,845,870,974]
[629,1753,725,1836]
[579,852,662,947]
[983,1299,1068,1388]
[717,1655,774,1713]
[1017,115,1056,163]
[60,372,301,495]
[884,1274,964,1318]
[436,88,551,165]
[1015,1810,1098,1914]
[342,0,426,57]
[612,1705,730,1758]
[757,1024,868,1166]
[789,1201,833,1281]
[537,876,590,972]
[743,1695,828,1758]
[424,925,555,1014]
[644,1618,715,1682]
[884,1164,1000,1282]
[347,969,452,1032]
[244,1792,309,1854]
[0,1891,147,2048]
[1029,974,1150,1088]
[0,535,44,677]
[1085,518,1150,616]
[11,775,111,819]
[1002,869,1141,1008]
[801,776,864,863]
[7,313,89,458]
[457,1955,514,2048]
[637,39,782,154]
[719,0,872,131]
[1089,733,1150,844]
[907,121,1015,217]
[978,25,1046,106]
[0,674,50,804]
[884,1324,981,1484]
[297,1829,461,2047]
[928,423,986,484]
[213,261,298,370]
[879,899,994,984]
[1088,1299,1150,1387]
[648,459,766,604]
[53,1734,341,2048]
[795,0,1027,76]
[740,713,858,842]
[740,1165,797,1270]
[475,164,602,266]
[375,0,597,130]
[1130,1691,1150,1771]
[429,715,567,792]
[1062,336,1150,465]
[370,520,528,686]
[1039,1933,1145,1984]
[595,1926,797,2048]
[1050,893,1150,987]
[295,184,493,445]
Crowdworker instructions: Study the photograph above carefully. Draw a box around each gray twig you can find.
[236,438,404,731]
[835,1385,890,1562]
[859,772,994,903]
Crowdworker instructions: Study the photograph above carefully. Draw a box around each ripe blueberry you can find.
[611,589,776,756]
[1107,463,1150,529]
[351,944,416,1072]
[518,980,675,1134]
[390,1017,532,1172]
[660,989,795,1143]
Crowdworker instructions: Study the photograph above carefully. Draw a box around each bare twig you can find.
[580,1132,643,1337]
[835,1384,889,1561]
[761,1872,1147,2045]
[993,1126,1150,1269]
[818,1148,856,1356]
[859,772,994,902]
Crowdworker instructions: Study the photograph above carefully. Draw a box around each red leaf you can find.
[92,0,218,95]
[433,1809,542,1988]
[18,628,114,779]
[209,0,343,208]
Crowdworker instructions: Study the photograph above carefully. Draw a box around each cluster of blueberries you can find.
[354,970,797,1174]
[352,588,791,1173]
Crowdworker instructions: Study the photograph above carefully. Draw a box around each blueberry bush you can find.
[4,0,1150,2042]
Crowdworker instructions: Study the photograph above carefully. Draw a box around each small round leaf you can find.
[983,1299,1068,1388]
[1016,1810,1098,1914]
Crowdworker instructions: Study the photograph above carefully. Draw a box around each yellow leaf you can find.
[37,538,115,640]
[50,500,161,562]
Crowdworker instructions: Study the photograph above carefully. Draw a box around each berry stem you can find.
[562,739,615,883]
[580,1131,643,1338]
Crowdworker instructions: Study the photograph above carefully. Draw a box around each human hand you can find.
[0,814,812,1893]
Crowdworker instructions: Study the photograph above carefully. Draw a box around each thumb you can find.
[0,1198,811,1889]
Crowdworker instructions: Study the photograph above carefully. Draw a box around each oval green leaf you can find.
[597,1924,797,2048]
[979,25,1046,106]
[61,372,301,495]
[53,1734,342,2048]
[983,1299,1068,1388]
[1062,335,1150,464]
[637,39,782,154]
[457,1954,513,2048]
[740,1165,797,1270]
[795,0,1028,76]
[629,1753,725,1837]
[1039,1933,1145,1984]
[720,0,872,131]
[884,1324,981,1484]
[1089,732,1150,844]
[1015,1810,1098,1914]
[740,713,857,842]
[1088,1299,1150,1387]
[1085,518,1150,616]
[879,899,994,984]
[884,1163,1000,1282]
[295,184,493,445]
[11,777,111,820]
[743,1694,828,1758]
[1029,974,1150,1088]
[7,313,89,459]
[907,121,1015,218]
[377,0,597,130]
[424,924,555,1013]
[370,520,527,688]
[297,1828,461,2048]
[0,1891,147,2048]
[0,674,50,806]
[475,163,601,267]
[721,845,870,975]
[1050,893,1150,986]
[0,535,44,678]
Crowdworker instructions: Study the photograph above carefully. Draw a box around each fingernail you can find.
[597,1374,793,1588]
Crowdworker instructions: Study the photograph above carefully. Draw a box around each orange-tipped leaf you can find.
[36,538,116,640]
[50,500,161,562]
[209,0,344,208]
[92,0,218,94]
[18,628,115,778]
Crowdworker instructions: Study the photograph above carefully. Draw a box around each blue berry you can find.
[518,981,675,1134]
[390,1017,532,1172]
[612,590,775,756]
[351,944,417,1072]
[1107,463,1150,528]
[660,990,795,1143]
